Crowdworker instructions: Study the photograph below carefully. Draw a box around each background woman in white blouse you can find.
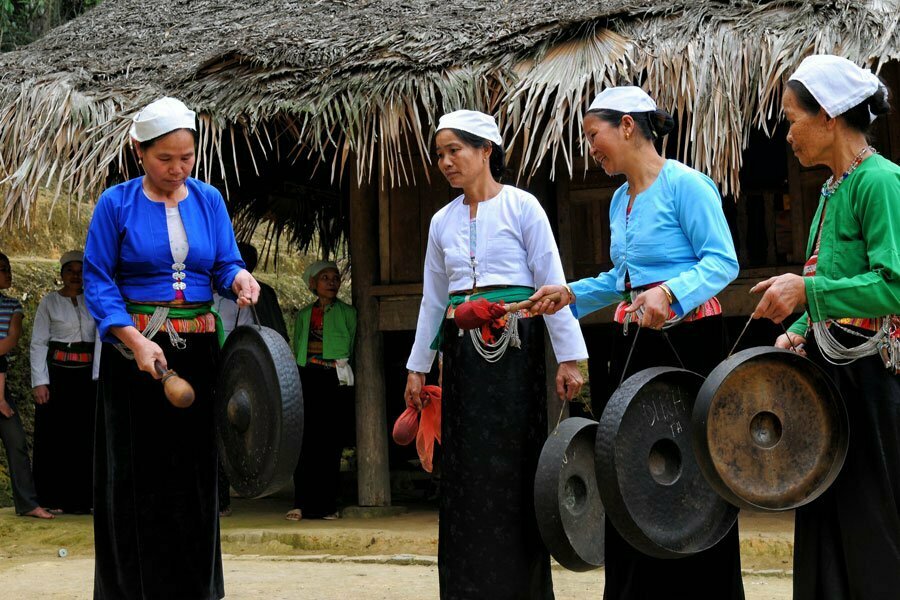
[404,110,588,600]
[30,250,97,514]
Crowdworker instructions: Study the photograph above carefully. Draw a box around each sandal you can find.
[219,507,232,518]
[285,508,302,521]
[322,511,341,520]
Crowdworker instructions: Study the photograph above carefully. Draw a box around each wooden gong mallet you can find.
[155,361,195,408]
[502,291,564,314]
[454,291,564,330]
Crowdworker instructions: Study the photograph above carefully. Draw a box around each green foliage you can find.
[1,0,104,51]
[0,461,11,507]
[0,192,92,258]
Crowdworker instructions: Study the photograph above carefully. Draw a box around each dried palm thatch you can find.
[0,0,898,237]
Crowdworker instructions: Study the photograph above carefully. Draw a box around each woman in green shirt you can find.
[287,260,357,521]
[752,55,900,600]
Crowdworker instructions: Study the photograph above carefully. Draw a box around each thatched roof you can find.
[1,0,898,228]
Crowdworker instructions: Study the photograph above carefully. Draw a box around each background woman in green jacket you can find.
[751,54,900,600]
[287,260,357,521]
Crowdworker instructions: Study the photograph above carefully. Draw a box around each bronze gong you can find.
[534,417,604,572]
[596,367,738,559]
[693,347,848,511]
[216,325,304,498]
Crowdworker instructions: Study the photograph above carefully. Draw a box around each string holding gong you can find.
[692,347,848,511]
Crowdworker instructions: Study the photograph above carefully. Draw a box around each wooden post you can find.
[787,154,808,264]
[350,172,391,507]
[556,176,574,279]
[763,191,777,266]
[736,192,749,265]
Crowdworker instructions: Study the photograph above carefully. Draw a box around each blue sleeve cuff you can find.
[215,264,245,299]
[98,312,136,344]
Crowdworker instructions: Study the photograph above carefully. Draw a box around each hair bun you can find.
[653,109,676,137]
[869,84,891,117]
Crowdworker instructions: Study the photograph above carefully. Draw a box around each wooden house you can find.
[1,0,898,506]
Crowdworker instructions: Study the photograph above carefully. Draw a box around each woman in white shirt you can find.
[404,110,588,599]
[30,251,97,514]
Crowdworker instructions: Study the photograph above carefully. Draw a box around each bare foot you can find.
[285,508,302,521]
[23,507,55,519]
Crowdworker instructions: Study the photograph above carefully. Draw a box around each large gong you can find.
[216,325,304,498]
[596,367,738,559]
[534,417,604,572]
[693,347,848,511]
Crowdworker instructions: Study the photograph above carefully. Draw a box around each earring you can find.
[625,133,631,140]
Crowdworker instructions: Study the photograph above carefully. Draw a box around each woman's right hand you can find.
[133,337,167,378]
[112,326,168,378]
[32,385,50,405]
[775,332,807,356]
[404,372,426,409]
[529,285,570,316]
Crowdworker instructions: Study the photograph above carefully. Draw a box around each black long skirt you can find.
[601,316,745,600]
[793,330,900,600]
[292,364,348,517]
[33,360,96,513]
[439,316,553,600]
[93,332,224,600]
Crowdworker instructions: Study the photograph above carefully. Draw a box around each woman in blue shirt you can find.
[84,97,259,600]
[531,87,743,600]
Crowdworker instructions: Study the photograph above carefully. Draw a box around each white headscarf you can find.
[303,260,339,290]
[129,97,197,142]
[789,55,887,122]
[436,110,503,146]
[589,86,657,113]
[59,250,84,268]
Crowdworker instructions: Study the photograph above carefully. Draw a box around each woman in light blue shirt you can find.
[531,86,743,600]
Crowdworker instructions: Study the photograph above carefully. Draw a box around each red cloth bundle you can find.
[453,298,507,330]
[417,385,442,473]
[392,385,442,472]
[392,406,419,445]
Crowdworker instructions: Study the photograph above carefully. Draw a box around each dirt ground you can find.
[0,500,795,598]
[0,556,792,599]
